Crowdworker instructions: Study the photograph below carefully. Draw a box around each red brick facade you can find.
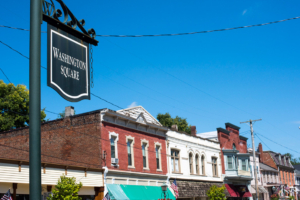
[0,112,102,169]
[261,152,277,169]
[217,123,248,174]
[101,121,168,174]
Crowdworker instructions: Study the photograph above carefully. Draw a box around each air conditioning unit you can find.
[111,158,119,164]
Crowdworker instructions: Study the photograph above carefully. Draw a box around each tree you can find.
[157,112,191,134]
[206,185,227,200]
[47,175,83,200]
[0,80,46,131]
[284,153,300,165]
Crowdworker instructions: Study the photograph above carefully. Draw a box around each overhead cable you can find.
[1,16,300,37]
[0,68,11,83]
[96,16,300,37]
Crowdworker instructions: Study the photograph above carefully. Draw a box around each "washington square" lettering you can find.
[52,47,87,80]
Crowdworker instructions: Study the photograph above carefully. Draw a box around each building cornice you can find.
[107,169,168,178]
[225,123,241,130]
[167,136,221,151]
[216,128,230,135]
[239,135,248,141]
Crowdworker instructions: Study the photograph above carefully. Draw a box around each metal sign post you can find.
[29,0,42,199]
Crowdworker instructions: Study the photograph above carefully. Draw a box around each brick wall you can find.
[0,112,102,169]
[101,122,167,174]
[217,123,248,174]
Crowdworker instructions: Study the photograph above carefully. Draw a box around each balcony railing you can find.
[225,169,251,177]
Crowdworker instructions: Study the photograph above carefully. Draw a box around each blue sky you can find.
[1,0,300,157]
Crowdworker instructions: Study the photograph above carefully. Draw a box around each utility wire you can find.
[0,40,47,69]
[254,132,272,151]
[255,132,300,155]
[96,16,300,37]
[1,15,300,37]
[0,68,11,83]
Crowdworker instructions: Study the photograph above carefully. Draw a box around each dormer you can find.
[283,156,286,166]
[279,154,281,164]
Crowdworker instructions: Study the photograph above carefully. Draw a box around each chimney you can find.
[171,124,178,131]
[191,126,196,136]
[65,106,74,117]
[258,143,264,163]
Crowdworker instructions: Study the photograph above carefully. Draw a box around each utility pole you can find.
[29,0,42,199]
[240,119,262,200]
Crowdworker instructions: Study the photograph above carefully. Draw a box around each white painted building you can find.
[294,165,300,200]
[0,159,103,200]
[167,126,224,200]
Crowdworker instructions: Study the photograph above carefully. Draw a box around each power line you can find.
[91,93,123,109]
[0,40,47,69]
[254,132,272,151]
[255,132,300,155]
[0,68,11,83]
[96,16,300,37]
[1,15,300,38]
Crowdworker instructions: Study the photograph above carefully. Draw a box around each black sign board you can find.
[47,24,90,102]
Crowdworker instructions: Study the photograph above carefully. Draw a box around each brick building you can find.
[0,107,104,200]
[100,106,175,199]
[258,143,295,198]
[199,123,253,200]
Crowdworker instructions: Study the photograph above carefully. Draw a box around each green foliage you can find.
[271,193,279,200]
[206,185,227,200]
[47,175,82,200]
[157,112,191,134]
[288,196,295,200]
[0,80,46,131]
[284,153,300,165]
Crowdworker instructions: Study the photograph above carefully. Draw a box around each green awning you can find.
[107,184,176,200]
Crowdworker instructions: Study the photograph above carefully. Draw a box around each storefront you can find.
[171,180,227,200]
[250,185,268,200]
[225,184,252,200]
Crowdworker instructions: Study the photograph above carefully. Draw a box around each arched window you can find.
[233,143,236,150]
[201,155,205,175]
[195,154,199,174]
[189,153,193,174]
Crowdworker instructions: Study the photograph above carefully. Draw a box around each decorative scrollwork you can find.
[42,0,96,39]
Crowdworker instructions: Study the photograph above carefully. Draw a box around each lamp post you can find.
[161,183,168,200]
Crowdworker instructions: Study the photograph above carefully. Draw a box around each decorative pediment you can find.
[117,106,162,126]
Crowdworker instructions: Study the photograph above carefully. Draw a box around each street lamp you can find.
[161,183,168,200]
[272,186,276,193]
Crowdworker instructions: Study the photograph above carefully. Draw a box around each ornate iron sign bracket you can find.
[42,0,98,46]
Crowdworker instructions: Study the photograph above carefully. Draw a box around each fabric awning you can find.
[225,184,252,198]
[107,184,176,200]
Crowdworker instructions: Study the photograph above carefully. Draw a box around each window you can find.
[171,150,180,172]
[110,137,116,158]
[227,156,233,169]
[201,155,205,175]
[242,159,246,171]
[141,139,149,169]
[156,145,160,170]
[195,154,199,174]
[127,140,133,166]
[142,143,147,168]
[212,157,218,177]
[250,164,252,176]
[189,153,194,174]
[232,143,236,150]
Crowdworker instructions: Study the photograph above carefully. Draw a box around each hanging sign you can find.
[47,24,90,102]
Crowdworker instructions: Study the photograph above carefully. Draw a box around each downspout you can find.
[103,166,109,195]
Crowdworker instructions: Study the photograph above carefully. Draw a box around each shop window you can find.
[195,154,200,174]
[171,149,180,173]
[189,153,194,174]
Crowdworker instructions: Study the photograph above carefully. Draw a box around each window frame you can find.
[201,154,205,175]
[109,132,119,165]
[211,157,218,177]
[227,155,233,170]
[171,149,180,173]
[155,142,162,171]
[189,152,194,174]
[141,139,149,170]
[195,154,200,175]
[126,135,135,168]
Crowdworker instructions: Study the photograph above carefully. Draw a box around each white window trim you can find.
[141,139,149,170]
[195,153,200,175]
[171,148,181,173]
[109,132,119,164]
[126,135,135,168]
[188,152,194,174]
[154,142,162,171]
[200,153,206,175]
